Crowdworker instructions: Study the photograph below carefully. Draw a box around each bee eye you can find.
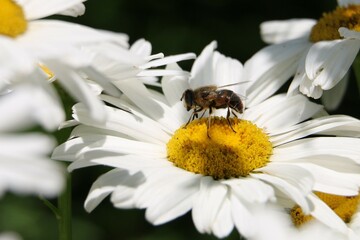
[183,90,194,110]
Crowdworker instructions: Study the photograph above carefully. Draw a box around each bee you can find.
[180,83,245,135]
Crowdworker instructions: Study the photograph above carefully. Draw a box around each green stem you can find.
[58,172,72,240]
[39,196,60,220]
[352,54,360,95]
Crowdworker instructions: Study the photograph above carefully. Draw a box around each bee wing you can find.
[217,82,248,101]
[216,81,250,89]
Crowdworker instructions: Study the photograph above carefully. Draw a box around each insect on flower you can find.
[180,82,246,135]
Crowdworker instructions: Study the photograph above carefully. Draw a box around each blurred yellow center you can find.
[310,4,360,42]
[0,0,27,38]
[166,117,272,180]
[291,192,360,226]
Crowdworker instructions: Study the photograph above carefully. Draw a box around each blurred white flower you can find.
[0,0,129,124]
[0,132,64,197]
[0,82,64,197]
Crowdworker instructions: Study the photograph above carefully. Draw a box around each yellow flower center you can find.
[310,4,360,42]
[166,117,273,180]
[0,0,27,38]
[291,192,360,226]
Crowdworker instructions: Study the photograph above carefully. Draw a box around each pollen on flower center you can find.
[310,4,360,42]
[291,192,360,226]
[166,117,273,180]
[0,0,27,38]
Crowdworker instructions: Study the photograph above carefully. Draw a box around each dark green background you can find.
[2,0,359,239]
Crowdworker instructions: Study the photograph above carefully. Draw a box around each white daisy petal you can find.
[134,168,200,209]
[100,94,177,137]
[85,169,143,212]
[0,133,64,197]
[48,63,107,123]
[270,115,360,146]
[67,159,99,171]
[69,124,130,140]
[0,155,64,197]
[81,67,122,98]
[161,63,190,107]
[245,94,322,133]
[111,179,145,209]
[260,164,314,196]
[192,177,228,235]
[1,133,54,157]
[129,39,152,57]
[276,156,360,176]
[306,39,360,90]
[84,42,143,71]
[190,41,217,88]
[230,194,254,237]
[114,79,183,132]
[72,103,170,144]
[245,204,295,240]
[136,69,190,78]
[260,19,316,44]
[338,0,360,6]
[308,193,349,235]
[252,168,313,214]
[0,37,34,84]
[20,0,86,20]
[244,38,310,84]
[339,27,360,39]
[244,39,311,106]
[57,3,85,17]
[287,52,307,96]
[293,163,360,196]
[211,197,234,238]
[321,72,349,111]
[212,51,243,88]
[0,79,64,131]
[246,60,299,107]
[224,178,275,203]
[52,134,166,162]
[144,173,200,225]
[139,53,196,69]
[300,77,324,99]
[91,155,171,172]
[272,137,360,164]
[20,20,126,48]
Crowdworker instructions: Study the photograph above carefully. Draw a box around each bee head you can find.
[181,89,195,111]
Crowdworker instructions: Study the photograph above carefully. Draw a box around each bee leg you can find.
[231,110,238,118]
[199,110,206,119]
[184,107,202,128]
[184,111,196,127]
[207,108,213,138]
[227,107,237,133]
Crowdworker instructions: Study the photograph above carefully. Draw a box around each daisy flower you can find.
[245,0,360,110]
[52,41,360,238]
[0,82,64,197]
[0,0,129,124]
